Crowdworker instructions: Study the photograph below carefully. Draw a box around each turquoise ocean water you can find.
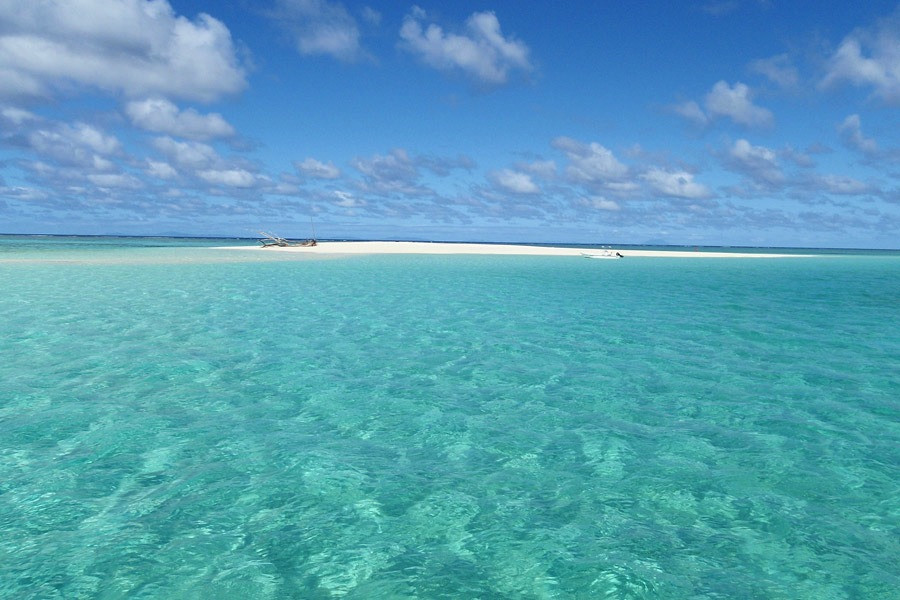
[1,237,898,599]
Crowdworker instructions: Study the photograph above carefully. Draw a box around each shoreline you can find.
[214,241,813,258]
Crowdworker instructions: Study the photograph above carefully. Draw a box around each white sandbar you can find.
[215,241,809,258]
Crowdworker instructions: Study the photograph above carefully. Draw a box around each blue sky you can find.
[1,0,899,247]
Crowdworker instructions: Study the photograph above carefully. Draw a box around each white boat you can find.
[581,250,622,259]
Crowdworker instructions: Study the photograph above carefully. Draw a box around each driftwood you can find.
[258,231,317,247]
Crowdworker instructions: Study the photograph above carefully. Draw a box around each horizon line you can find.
[1,232,898,252]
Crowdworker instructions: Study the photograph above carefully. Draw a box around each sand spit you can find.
[215,241,811,258]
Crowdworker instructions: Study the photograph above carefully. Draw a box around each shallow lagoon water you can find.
[1,239,898,598]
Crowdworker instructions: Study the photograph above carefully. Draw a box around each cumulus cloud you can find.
[552,136,628,182]
[750,54,799,88]
[125,98,234,140]
[704,81,773,127]
[198,168,256,188]
[672,100,709,126]
[578,196,621,211]
[838,114,879,155]
[1,105,39,125]
[490,168,540,194]
[522,160,557,179]
[727,138,785,185]
[146,136,263,188]
[351,148,427,196]
[333,189,364,208]
[642,168,713,199]
[88,173,142,189]
[416,154,476,176]
[295,157,341,179]
[815,174,871,195]
[146,159,178,179]
[673,81,773,128]
[27,122,120,169]
[821,10,900,104]
[67,123,120,154]
[352,148,416,180]
[348,148,472,197]
[605,181,641,194]
[0,184,46,202]
[151,136,219,169]
[271,0,364,62]
[399,7,532,86]
[782,146,817,169]
[0,0,246,102]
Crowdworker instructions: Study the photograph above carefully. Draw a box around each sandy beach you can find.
[217,241,809,258]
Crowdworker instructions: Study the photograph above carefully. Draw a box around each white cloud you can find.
[728,139,784,185]
[273,0,363,62]
[704,81,773,127]
[126,98,234,140]
[838,114,879,155]
[0,0,246,102]
[672,100,709,126]
[400,7,532,85]
[347,148,475,200]
[1,105,38,125]
[605,181,641,194]
[151,136,218,169]
[352,148,416,179]
[295,157,341,179]
[579,196,621,211]
[673,81,773,128]
[88,173,142,189]
[70,123,121,154]
[816,174,871,195]
[360,7,381,26]
[821,11,900,104]
[523,160,557,178]
[552,136,628,182]
[491,169,539,194]
[782,146,816,169]
[0,184,47,201]
[28,122,120,168]
[350,148,427,196]
[333,189,364,207]
[146,159,178,179]
[198,168,256,188]
[750,54,799,88]
[642,168,713,199]
[417,154,476,176]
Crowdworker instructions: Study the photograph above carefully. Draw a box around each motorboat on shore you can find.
[581,250,623,259]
